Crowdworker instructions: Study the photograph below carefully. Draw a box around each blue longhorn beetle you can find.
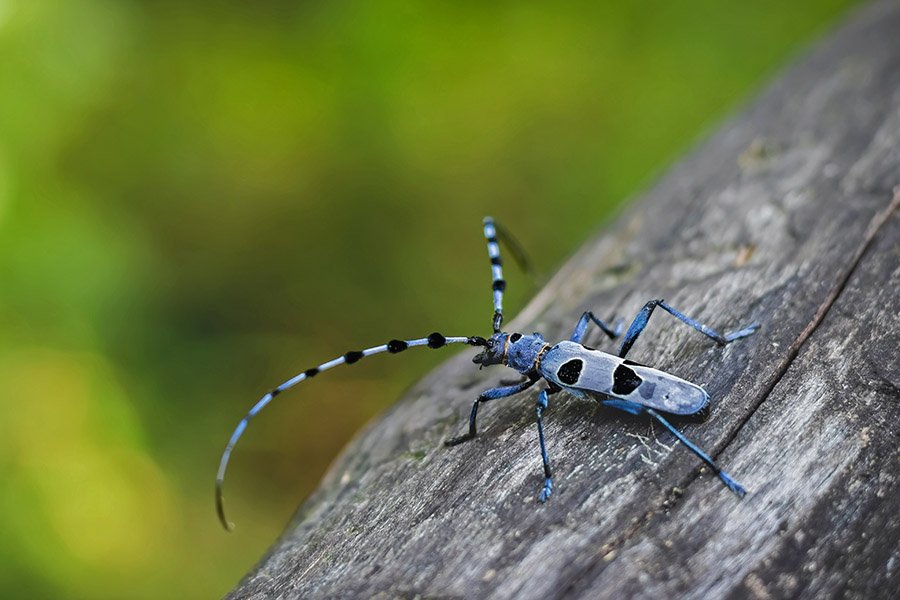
[216,217,758,529]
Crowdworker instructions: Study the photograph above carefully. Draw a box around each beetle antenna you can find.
[216,333,484,531]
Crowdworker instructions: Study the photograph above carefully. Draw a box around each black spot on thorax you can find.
[557,359,584,385]
[612,364,643,395]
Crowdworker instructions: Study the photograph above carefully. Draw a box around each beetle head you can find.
[472,332,510,367]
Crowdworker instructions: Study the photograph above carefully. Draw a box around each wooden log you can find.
[228,1,900,598]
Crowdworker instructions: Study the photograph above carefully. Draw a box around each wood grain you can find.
[228,2,900,598]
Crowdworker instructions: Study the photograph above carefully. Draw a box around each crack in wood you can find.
[715,186,899,449]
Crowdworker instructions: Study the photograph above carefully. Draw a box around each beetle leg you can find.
[535,387,558,502]
[570,311,624,343]
[645,408,746,497]
[618,299,759,357]
[445,377,537,446]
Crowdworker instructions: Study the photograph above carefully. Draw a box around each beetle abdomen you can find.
[539,341,708,415]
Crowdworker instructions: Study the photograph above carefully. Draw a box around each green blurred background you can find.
[0,1,859,597]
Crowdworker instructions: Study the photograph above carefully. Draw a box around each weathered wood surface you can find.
[229,2,900,598]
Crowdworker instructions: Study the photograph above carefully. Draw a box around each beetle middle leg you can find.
[445,377,537,446]
[618,299,759,358]
[535,387,559,502]
[570,311,624,343]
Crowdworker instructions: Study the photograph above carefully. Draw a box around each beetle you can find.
[216,217,758,529]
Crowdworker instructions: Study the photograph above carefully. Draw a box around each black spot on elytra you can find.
[612,364,643,395]
[387,339,408,353]
[639,381,656,400]
[427,332,446,348]
[344,351,364,364]
[557,359,584,385]
[509,333,522,343]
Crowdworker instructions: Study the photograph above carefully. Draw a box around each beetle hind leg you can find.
[645,408,746,497]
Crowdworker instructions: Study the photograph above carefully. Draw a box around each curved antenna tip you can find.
[216,484,235,532]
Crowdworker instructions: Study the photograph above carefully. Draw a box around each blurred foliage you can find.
[0,0,858,597]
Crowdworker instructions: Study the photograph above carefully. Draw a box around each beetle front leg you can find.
[445,377,537,446]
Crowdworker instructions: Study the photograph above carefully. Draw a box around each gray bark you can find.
[229,1,900,598]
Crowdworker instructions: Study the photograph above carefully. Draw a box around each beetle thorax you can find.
[505,333,548,373]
